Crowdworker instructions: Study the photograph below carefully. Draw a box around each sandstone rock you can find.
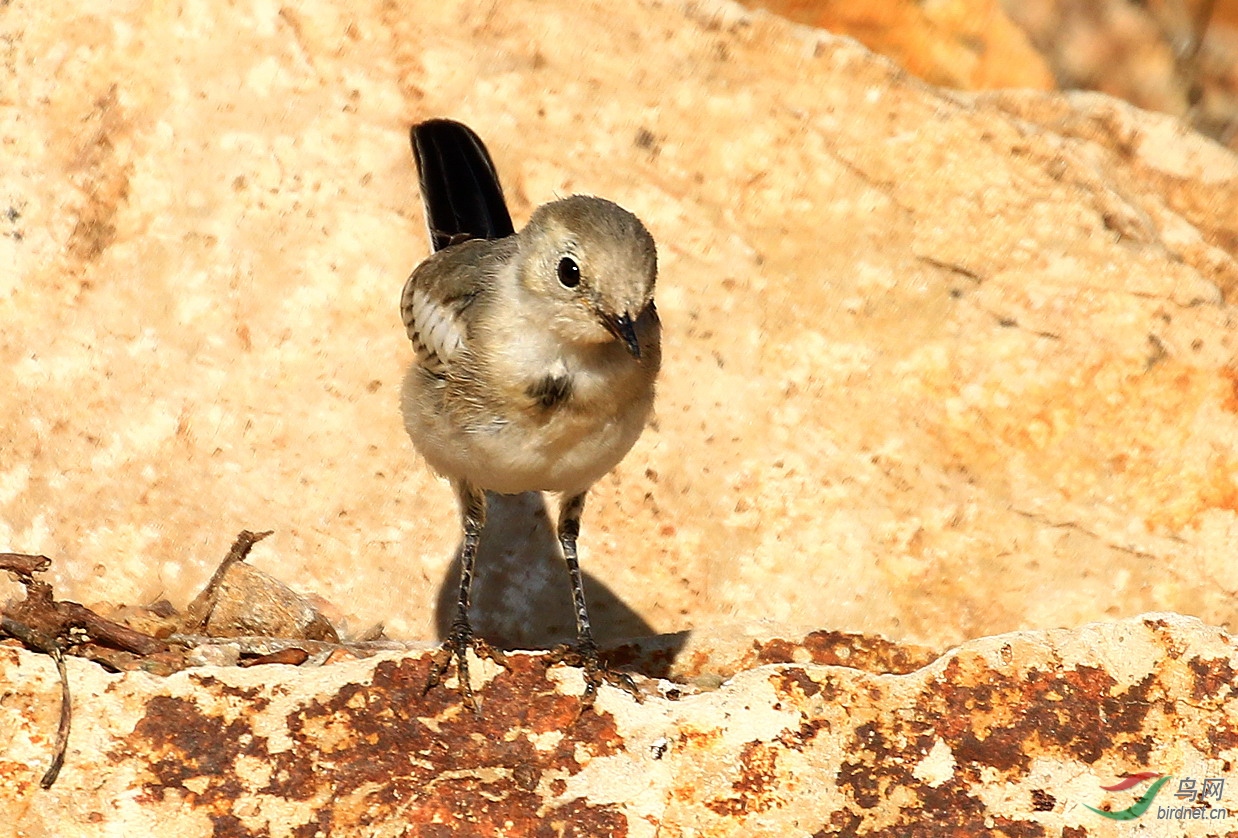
[743,0,1056,90]
[2,614,1235,835]
[1001,0,1238,150]
[2,0,1237,661]
[6,1,1238,831]
[196,560,340,643]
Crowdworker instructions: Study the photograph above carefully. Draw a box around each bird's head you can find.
[517,195,657,359]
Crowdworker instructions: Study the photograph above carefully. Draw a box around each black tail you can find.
[411,119,515,252]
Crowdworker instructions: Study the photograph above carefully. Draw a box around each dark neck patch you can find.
[526,373,573,409]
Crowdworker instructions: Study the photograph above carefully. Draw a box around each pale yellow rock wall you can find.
[2,0,1237,650]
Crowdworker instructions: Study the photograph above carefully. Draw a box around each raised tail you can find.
[410,119,515,252]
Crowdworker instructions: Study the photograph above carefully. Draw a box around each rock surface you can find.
[3,0,1237,653]
[3,614,1236,836]
[1001,0,1238,149]
[6,0,1238,832]
[742,0,1057,91]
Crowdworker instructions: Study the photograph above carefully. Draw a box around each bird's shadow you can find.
[434,492,676,661]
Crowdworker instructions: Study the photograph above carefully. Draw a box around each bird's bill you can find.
[602,312,642,360]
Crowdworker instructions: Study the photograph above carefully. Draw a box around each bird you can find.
[400,119,661,712]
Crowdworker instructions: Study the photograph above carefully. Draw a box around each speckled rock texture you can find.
[2,614,1236,836]
[740,0,1057,91]
[3,0,1237,655]
[6,0,1238,832]
[1000,0,1238,150]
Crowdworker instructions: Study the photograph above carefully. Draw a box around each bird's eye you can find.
[557,256,581,289]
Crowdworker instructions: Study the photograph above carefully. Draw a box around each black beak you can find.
[603,313,642,360]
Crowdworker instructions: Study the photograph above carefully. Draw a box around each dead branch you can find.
[181,529,274,631]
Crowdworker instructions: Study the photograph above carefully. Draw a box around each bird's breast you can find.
[402,311,659,495]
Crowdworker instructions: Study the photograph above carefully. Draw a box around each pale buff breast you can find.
[400,342,656,496]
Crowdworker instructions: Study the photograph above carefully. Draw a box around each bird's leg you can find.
[551,492,639,707]
[424,482,504,713]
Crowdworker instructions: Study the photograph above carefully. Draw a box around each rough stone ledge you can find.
[2,612,1235,836]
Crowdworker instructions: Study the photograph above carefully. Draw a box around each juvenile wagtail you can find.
[401,119,660,711]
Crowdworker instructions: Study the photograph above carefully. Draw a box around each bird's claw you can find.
[424,623,506,715]
[546,641,642,709]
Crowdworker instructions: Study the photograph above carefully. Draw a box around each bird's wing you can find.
[400,238,515,375]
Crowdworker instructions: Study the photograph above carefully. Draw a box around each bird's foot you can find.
[424,622,506,715]
[546,639,641,709]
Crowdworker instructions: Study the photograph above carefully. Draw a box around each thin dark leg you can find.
[424,481,502,713]
[555,492,638,707]
[558,492,595,654]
